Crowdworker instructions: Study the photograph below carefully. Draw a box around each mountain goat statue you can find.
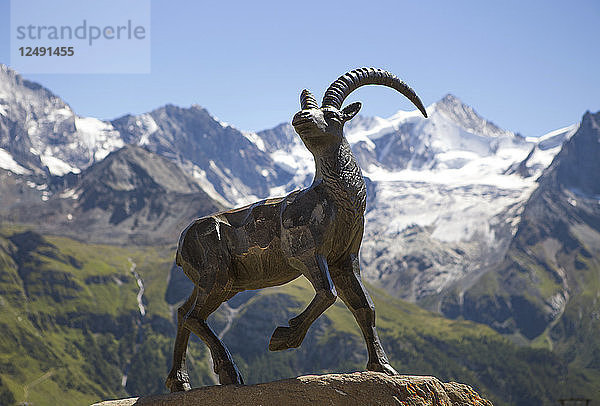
[166,67,428,392]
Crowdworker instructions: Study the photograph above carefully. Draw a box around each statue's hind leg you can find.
[166,287,198,392]
[171,219,243,386]
[331,254,397,376]
[185,285,244,385]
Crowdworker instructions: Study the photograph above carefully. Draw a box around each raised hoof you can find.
[165,375,191,393]
[367,361,398,376]
[216,362,245,385]
[269,326,302,351]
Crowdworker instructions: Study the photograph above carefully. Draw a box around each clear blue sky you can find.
[1,0,598,136]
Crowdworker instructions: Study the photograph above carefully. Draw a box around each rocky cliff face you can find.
[5,145,223,244]
[0,64,293,207]
[92,372,492,406]
[452,112,600,342]
[0,64,123,176]
[111,105,293,204]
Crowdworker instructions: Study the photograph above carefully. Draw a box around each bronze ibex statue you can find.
[166,67,428,391]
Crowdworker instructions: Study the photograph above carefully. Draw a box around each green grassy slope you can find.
[0,226,213,405]
[1,226,597,405]
[214,278,598,406]
[452,113,600,404]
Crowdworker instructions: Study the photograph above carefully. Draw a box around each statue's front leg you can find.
[332,254,397,375]
[269,254,337,351]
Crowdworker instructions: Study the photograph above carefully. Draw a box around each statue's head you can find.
[292,67,428,153]
[292,90,361,150]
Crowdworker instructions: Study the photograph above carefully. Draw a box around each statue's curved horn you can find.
[321,67,428,118]
[300,89,319,110]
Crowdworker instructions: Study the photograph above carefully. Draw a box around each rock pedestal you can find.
[92,372,493,406]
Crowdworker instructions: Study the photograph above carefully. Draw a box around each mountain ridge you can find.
[0,63,587,304]
[3,145,223,245]
[453,111,600,341]
[1,63,600,404]
[0,62,583,303]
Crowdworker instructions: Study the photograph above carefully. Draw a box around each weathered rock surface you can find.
[92,372,492,406]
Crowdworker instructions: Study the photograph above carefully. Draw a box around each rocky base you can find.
[92,372,493,406]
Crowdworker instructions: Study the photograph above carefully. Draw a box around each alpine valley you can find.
[0,64,598,405]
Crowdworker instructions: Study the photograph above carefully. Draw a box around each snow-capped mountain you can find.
[454,111,600,339]
[352,96,578,306]
[0,63,578,309]
[0,64,292,207]
[252,93,578,307]
[4,66,600,405]
[111,105,293,205]
[0,65,123,177]
[7,145,223,244]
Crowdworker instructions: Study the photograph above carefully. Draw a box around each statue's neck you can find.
[312,139,366,213]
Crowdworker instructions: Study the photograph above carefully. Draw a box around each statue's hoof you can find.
[166,376,191,392]
[367,362,398,376]
[269,326,291,351]
[269,326,302,351]
[217,363,245,385]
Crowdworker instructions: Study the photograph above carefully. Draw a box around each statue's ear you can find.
[341,102,362,122]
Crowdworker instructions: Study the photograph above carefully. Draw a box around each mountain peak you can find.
[151,103,208,116]
[0,64,23,94]
[0,64,16,81]
[0,64,57,98]
[439,93,464,106]
[549,110,600,196]
[582,110,600,129]
[435,93,478,118]
[433,94,509,138]
[84,144,202,194]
